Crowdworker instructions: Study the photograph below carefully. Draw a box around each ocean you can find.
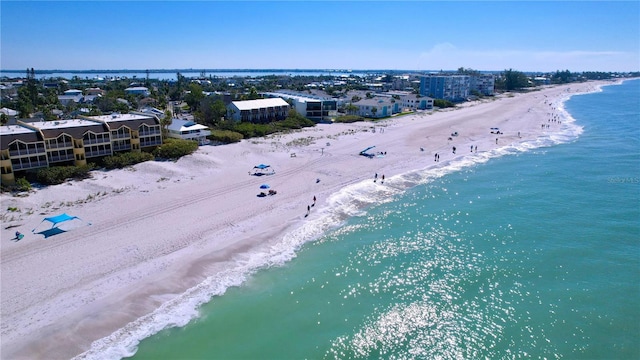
[90,79,639,359]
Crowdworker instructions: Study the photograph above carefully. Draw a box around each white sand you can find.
[0,81,607,359]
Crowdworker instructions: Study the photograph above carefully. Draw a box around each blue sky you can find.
[1,1,638,72]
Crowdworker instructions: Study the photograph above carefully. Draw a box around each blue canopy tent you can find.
[251,163,275,176]
[32,213,89,238]
[359,146,376,158]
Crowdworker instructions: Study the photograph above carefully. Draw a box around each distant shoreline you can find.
[0,68,499,75]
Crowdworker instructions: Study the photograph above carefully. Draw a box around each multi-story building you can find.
[383,91,434,111]
[419,75,470,102]
[352,97,399,118]
[262,91,337,122]
[0,113,162,185]
[227,98,290,123]
[470,74,495,96]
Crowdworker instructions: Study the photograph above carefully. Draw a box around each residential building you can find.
[1,112,163,185]
[227,98,290,123]
[352,97,398,118]
[166,119,211,145]
[262,91,337,122]
[470,74,495,96]
[383,91,434,111]
[87,113,162,150]
[420,75,470,102]
[124,86,150,97]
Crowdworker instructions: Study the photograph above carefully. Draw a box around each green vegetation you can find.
[334,115,366,123]
[153,138,199,159]
[217,109,315,139]
[0,177,32,193]
[102,151,154,169]
[433,99,456,108]
[495,69,530,91]
[34,164,94,185]
[209,129,244,144]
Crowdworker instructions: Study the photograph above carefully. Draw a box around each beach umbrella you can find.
[260,184,270,189]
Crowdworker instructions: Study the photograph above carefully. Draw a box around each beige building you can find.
[1,113,162,185]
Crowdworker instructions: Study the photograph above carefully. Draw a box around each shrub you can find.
[434,99,456,108]
[153,138,199,159]
[103,151,154,169]
[14,177,32,192]
[35,164,94,185]
[334,115,365,123]
[209,129,244,144]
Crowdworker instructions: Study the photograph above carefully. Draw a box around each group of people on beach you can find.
[305,195,317,217]
[373,173,385,184]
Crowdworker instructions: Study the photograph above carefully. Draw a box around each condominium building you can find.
[1,113,162,185]
[470,74,495,96]
[227,98,290,123]
[262,91,337,122]
[419,75,470,102]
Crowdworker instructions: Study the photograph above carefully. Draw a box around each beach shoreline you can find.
[0,80,614,359]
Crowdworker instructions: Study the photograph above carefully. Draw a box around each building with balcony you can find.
[352,97,399,118]
[0,113,163,185]
[419,75,471,102]
[262,91,337,122]
[227,98,290,123]
[87,113,162,151]
[166,119,211,145]
[470,74,496,96]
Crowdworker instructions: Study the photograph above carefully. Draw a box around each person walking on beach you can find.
[434,153,438,162]
[470,145,473,152]
[474,145,477,153]
[313,196,316,206]
[381,174,385,184]
[452,146,456,154]
[496,138,498,144]
[374,173,378,182]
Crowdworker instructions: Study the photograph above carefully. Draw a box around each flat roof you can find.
[0,124,33,135]
[28,119,100,130]
[231,98,289,111]
[90,113,154,122]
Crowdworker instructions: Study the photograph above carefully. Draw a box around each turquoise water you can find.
[105,80,640,359]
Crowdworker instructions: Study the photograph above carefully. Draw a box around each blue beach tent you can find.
[32,213,90,238]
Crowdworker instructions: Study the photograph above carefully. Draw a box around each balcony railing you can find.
[111,133,131,139]
[9,149,47,157]
[12,160,48,171]
[47,142,74,149]
[48,154,75,163]
[83,138,111,145]
[86,149,112,158]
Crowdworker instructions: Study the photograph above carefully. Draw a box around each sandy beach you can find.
[0,81,607,359]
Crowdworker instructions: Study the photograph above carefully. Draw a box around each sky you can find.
[1,1,638,72]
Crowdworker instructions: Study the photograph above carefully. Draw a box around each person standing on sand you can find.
[434,153,438,162]
[452,146,456,154]
[374,173,378,182]
[496,138,498,144]
[381,174,385,184]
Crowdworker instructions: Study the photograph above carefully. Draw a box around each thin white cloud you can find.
[418,43,637,72]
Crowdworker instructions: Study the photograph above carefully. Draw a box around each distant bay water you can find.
[0,69,402,81]
[80,79,639,360]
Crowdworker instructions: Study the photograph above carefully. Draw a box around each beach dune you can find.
[0,82,604,359]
